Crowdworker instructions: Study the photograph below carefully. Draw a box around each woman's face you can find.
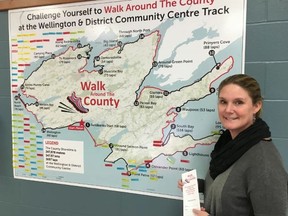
[218,84,262,139]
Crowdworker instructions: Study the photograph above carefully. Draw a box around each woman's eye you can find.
[219,100,226,104]
[234,100,243,105]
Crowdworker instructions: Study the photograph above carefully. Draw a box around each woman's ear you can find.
[253,101,262,115]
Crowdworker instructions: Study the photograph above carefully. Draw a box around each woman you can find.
[179,74,288,216]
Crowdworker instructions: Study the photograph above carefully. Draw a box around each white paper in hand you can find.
[182,169,201,216]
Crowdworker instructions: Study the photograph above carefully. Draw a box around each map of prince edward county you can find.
[19,29,233,184]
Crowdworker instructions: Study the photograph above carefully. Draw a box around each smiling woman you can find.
[0,0,88,10]
[205,74,288,216]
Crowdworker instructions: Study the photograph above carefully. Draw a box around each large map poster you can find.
[9,0,246,199]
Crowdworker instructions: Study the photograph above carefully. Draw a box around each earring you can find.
[253,114,256,123]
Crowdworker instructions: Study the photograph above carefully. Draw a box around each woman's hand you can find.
[193,208,209,216]
[178,179,184,190]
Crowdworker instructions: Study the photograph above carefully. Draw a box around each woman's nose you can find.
[225,103,234,112]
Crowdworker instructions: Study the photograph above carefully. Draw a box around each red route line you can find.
[209,56,234,89]
[136,85,164,101]
[126,141,216,175]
